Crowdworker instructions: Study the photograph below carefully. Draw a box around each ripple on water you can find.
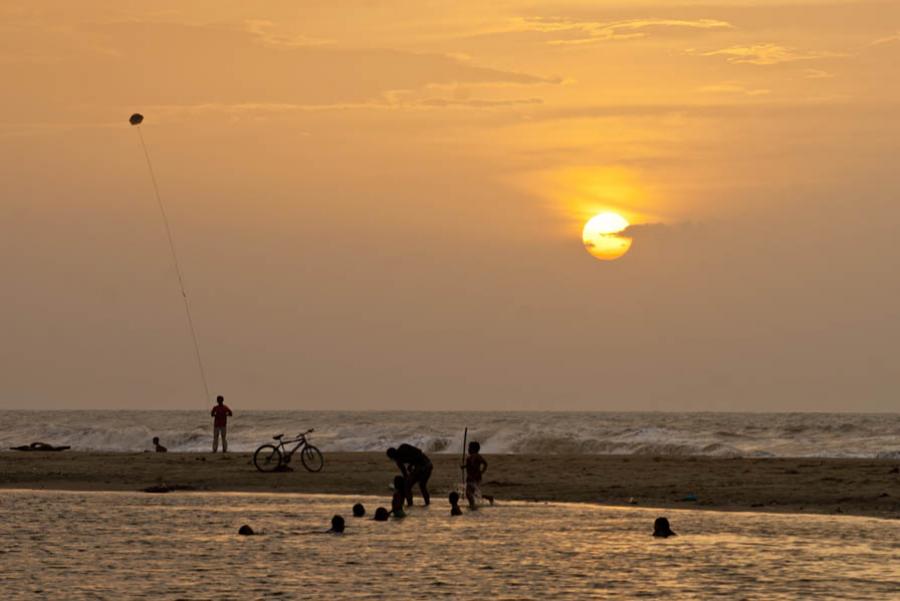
[0,491,898,600]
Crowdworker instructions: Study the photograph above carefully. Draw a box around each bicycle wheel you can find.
[253,444,283,473]
[300,445,324,472]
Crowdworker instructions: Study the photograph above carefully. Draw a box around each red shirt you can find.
[211,404,232,427]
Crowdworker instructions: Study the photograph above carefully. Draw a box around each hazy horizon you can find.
[3,1,898,412]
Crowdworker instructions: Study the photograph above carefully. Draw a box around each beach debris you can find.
[238,525,255,535]
[374,507,390,521]
[681,494,698,502]
[9,442,71,452]
[330,515,345,533]
[141,483,196,493]
[352,503,366,517]
[653,517,676,537]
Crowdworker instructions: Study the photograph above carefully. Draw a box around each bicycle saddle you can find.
[273,434,284,440]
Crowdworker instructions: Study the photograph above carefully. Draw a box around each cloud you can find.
[697,82,771,96]
[507,17,733,46]
[690,43,845,65]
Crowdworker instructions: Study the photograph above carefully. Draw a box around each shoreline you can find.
[1,452,897,519]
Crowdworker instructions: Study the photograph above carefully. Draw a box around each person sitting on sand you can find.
[391,476,407,518]
[449,491,463,516]
[210,395,233,453]
[386,443,432,506]
[464,441,494,509]
[653,517,676,537]
[152,437,167,453]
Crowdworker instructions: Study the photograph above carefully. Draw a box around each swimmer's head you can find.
[393,475,406,491]
[653,517,676,538]
[386,447,397,460]
[352,503,365,518]
[468,441,480,454]
[216,395,224,404]
[330,515,345,533]
[374,507,390,521]
[449,491,460,505]
[152,437,159,444]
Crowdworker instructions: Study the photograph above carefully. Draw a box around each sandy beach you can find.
[1,451,897,519]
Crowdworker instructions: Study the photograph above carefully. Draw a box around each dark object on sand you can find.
[330,515,345,533]
[238,525,254,535]
[142,483,196,493]
[374,507,390,521]
[129,113,144,125]
[352,503,366,517]
[10,442,71,452]
[449,491,463,516]
[653,517,676,538]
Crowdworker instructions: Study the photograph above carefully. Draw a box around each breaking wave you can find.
[0,410,897,458]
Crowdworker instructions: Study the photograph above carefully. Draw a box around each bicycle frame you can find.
[274,429,313,462]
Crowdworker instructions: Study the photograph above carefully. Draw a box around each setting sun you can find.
[582,212,632,261]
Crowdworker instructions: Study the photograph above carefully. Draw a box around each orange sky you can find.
[2,1,898,410]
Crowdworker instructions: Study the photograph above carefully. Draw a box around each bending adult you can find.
[210,395,233,453]
[386,443,432,506]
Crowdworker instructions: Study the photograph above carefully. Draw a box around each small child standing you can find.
[448,491,463,516]
[391,475,407,518]
[464,441,494,510]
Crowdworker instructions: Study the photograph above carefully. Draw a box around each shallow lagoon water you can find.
[1,490,897,599]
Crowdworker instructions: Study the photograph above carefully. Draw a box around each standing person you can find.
[464,441,494,509]
[210,395,232,453]
[386,444,432,506]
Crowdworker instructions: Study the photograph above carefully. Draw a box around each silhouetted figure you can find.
[464,441,494,509]
[653,517,676,538]
[352,503,366,518]
[391,476,407,518]
[386,443,432,506]
[449,491,463,516]
[152,437,168,453]
[210,395,233,452]
[238,525,254,535]
[330,515,345,533]
[374,507,390,521]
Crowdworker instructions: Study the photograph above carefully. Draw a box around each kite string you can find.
[136,126,211,406]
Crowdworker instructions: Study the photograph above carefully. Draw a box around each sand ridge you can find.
[0,452,897,519]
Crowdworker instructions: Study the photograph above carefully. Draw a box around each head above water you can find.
[374,507,389,521]
[653,517,676,538]
[238,524,254,536]
[152,437,159,444]
[386,447,397,460]
[352,503,365,518]
[216,395,224,405]
[468,441,480,454]
[393,475,406,491]
[449,491,460,506]
[330,515,345,533]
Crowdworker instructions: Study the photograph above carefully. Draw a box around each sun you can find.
[582,212,632,260]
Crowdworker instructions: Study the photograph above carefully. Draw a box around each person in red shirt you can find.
[210,395,233,452]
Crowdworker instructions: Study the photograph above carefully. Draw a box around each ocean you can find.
[0,410,897,458]
[1,490,896,600]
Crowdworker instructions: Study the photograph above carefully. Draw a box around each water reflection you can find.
[1,491,897,600]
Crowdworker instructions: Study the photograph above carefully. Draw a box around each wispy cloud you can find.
[697,82,771,96]
[690,43,845,65]
[480,17,733,46]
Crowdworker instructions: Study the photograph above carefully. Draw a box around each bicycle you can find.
[253,429,324,473]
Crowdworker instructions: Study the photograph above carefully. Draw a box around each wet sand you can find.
[0,452,897,518]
